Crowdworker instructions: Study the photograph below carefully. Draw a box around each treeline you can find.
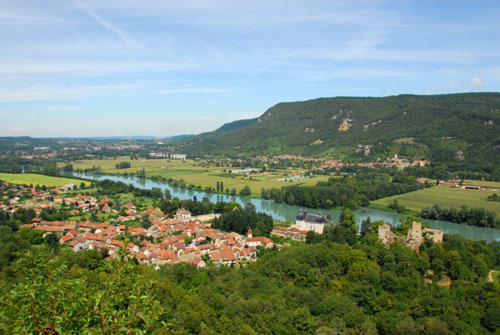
[159,198,240,218]
[212,208,274,236]
[421,204,500,228]
[261,174,425,209]
[2,212,500,333]
[92,179,166,198]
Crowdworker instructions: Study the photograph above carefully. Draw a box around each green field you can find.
[463,179,500,189]
[0,173,90,187]
[373,186,500,215]
[64,157,330,196]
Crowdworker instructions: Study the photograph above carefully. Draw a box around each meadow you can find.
[64,157,330,196]
[373,185,500,215]
[0,173,90,187]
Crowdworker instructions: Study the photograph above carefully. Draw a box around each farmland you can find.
[63,157,330,196]
[463,179,500,189]
[373,185,500,215]
[0,173,90,187]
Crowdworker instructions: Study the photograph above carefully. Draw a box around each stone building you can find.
[378,221,443,251]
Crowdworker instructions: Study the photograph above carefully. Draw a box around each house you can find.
[61,183,79,192]
[219,249,237,266]
[175,208,192,221]
[191,257,206,268]
[246,236,274,249]
[271,226,307,242]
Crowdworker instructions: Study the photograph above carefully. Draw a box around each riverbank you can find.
[70,172,500,242]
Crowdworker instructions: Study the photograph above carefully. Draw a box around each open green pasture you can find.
[0,173,90,187]
[66,157,330,196]
[373,186,500,215]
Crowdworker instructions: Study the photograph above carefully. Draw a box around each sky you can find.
[0,0,499,137]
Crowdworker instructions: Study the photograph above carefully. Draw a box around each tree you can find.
[230,188,237,196]
[306,231,324,244]
[325,209,357,245]
[360,217,372,236]
[239,185,251,196]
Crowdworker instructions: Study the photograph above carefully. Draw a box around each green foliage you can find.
[487,193,500,202]
[0,250,164,334]
[1,230,500,334]
[325,209,357,245]
[421,204,500,228]
[212,209,273,236]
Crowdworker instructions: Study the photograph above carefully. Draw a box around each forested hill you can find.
[175,93,500,171]
[215,117,258,132]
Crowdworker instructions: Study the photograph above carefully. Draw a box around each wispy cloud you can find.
[0,9,46,21]
[72,0,132,45]
[0,83,143,102]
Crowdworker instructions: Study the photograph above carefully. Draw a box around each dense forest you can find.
[1,214,500,334]
[174,93,500,175]
[261,173,425,209]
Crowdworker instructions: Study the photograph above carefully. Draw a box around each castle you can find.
[293,209,331,234]
[378,221,443,251]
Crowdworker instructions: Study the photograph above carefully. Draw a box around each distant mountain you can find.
[174,93,500,172]
[163,134,195,140]
[215,118,258,133]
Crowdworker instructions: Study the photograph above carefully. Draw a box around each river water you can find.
[73,173,500,242]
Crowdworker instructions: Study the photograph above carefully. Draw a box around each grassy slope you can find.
[64,157,330,196]
[0,173,90,187]
[373,186,500,215]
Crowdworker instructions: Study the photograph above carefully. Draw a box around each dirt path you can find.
[488,270,499,282]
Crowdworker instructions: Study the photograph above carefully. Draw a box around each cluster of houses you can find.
[1,181,279,268]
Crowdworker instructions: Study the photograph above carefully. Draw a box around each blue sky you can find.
[1,0,499,137]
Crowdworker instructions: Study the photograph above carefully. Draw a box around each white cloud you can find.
[471,77,483,88]
[10,127,25,132]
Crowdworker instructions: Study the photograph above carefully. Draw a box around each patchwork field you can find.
[64,157,330,196]
[373,186,500,215]
[0,173,90,187]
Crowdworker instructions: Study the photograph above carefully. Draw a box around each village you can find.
[0,181,282,269]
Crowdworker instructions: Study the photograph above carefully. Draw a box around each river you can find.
[72,173,500,243]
